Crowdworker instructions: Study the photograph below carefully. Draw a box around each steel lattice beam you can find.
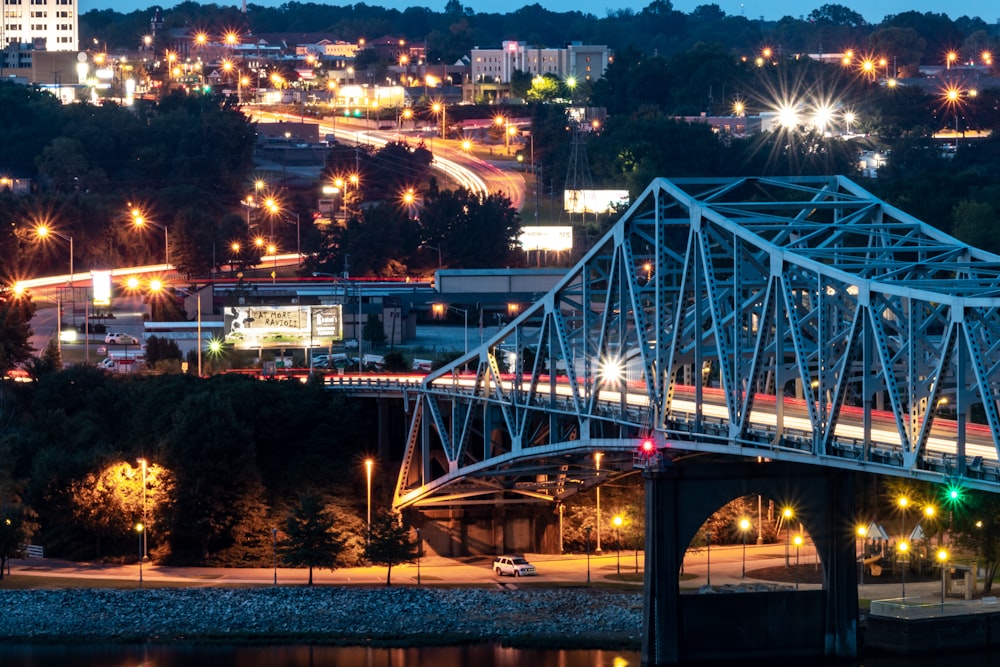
[391,176,1000,509]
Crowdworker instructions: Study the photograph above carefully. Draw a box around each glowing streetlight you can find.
[613,515,623,576]
[946,51,957,70]
[431,101,446,139]
[783,507,794,568]
[365,458,374,543]
[595,452,604,554]
[34,224,73,284]
[898,496,909,541]
[138,458,148,560]
[739,518,751,578]
[135,523,144,587]
[898,540,910,598]
[793,534,803,589]
[130,206,169,265]
[937,548,949,605]
[856,524,867,584]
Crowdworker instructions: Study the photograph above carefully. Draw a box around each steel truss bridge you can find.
[385,176,1000,510]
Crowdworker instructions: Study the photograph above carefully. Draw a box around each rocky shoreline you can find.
[0,587,643,649]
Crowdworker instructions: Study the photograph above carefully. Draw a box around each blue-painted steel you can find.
[374,176,1000,509]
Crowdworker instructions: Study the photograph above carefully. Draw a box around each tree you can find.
[951,489,1000,594]
[0,287,35,376]
[365,508,416,585]
[281,491,346,585]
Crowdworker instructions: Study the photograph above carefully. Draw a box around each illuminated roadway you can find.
[248,110,526,211]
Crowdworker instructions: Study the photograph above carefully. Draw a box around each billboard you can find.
[91,270,112,307]
[224,305,343,349]
[564,189,629,214]
[519,226,573,252]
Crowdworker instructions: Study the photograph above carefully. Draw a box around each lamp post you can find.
[431,303,468,356]
[130,209,169,265]
[416,527,422,585]
[365,458,374,544]
[135,523,144,588]
[595,452,603,554]
[705,526,711,586]
[783,507,794,568]
[898,496,909,542]
[898,540,909,599]
[432,101,446,139]
[937,548,949,606]
[793,534,803,590]
[857,525,867,585]
[137,458,148,560]
[584,525,592,583]
[739,518,751,578]
[272,527,278,585]
[613,515,623,576]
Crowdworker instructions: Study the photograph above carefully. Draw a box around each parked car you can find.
[493,555,537,577]
[104,332,139,345]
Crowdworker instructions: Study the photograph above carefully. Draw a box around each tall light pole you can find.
[135,523,144,588]
[793,534,803,590]
[937,548,949,606]
[898,496,909,543]
[739,518,751,578]
[130,208,169,265]
[431,303,468,357]
[783,507,794,568]
[34,225,73,345]
[272,527,278,585]
[415,527,422,585]
[365,458,374,544]
[857,524,867,585]
[594,452,603,554]
[898,540,909,598]
[584,525,592,583]
[613,515,623,576]
[137,458,148,560]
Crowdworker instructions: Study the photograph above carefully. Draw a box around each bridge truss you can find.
[393,176,1000,509]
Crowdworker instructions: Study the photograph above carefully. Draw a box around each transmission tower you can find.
[563,119,592,225]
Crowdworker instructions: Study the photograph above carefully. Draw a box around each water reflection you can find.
[5,645,1000,667]
[0,644,640,667]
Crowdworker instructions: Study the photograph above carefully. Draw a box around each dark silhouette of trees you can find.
[365,509,417,586]
[281,491,346,585]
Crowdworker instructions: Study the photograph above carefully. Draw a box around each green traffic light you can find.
[944,483,964,504]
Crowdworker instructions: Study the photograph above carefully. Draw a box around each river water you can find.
[2,644,1000,666]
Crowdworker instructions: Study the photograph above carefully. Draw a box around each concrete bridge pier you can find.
[641,459,859,666]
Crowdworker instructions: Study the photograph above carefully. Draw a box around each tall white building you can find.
[2,0,78,52]
[470,41,609,84]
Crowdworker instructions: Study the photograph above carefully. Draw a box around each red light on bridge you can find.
[640,438,656,456]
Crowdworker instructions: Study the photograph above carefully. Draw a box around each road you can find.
[5,541,944,603]
[248,110,527,211]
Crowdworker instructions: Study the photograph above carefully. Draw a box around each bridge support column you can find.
[822,470,859,658]
[641,461,680,666]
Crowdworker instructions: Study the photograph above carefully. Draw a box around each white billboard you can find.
[519,226,573,252]
[224,305,343,349]
[91,270,112,307]
[564,189,629,214]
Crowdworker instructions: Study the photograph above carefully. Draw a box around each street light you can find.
[782,507,794,568]
[494,115,511,154]
[265,199,301,265]
[898,496,909,542]
[594,452,603,554]
[856,524,867,585]
[416,527,422,585]
[613,515,623,576]
[431,101,446,139]
[365,458,374,544]
[793,534,803,590]
[898,540,910,598]
[135,523,144,588]
[431,303,468,356]
[584,525,592,583]
[130,208,169,265]
[272,527,278,585]
[138,458,148,560]
[34,224,73,284]
[937,548,949,606]
[739,518,751,578]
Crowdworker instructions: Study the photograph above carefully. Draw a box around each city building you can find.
[470,41,609,85]
[0,0,78,52]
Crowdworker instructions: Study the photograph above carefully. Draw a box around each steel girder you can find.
[392,176,1000,509]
